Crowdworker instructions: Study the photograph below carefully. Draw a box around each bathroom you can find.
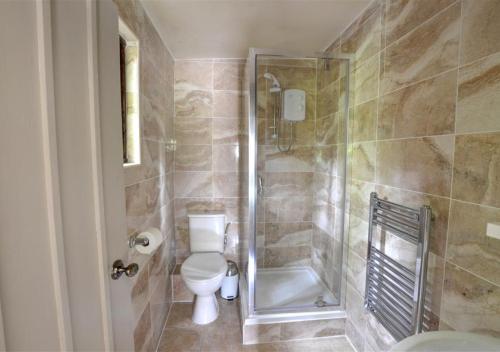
[1,0,499,351]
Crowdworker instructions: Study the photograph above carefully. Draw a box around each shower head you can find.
[263,73,281,92]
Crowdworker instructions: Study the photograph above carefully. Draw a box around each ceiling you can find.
[141,0,370,59]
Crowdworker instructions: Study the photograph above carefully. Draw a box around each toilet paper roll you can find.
[135,227,163,255]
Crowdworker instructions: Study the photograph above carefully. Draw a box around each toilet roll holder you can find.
[128,234,149,248]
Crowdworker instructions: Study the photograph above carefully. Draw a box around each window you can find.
[119,19,140,166]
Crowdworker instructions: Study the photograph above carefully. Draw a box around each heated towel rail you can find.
[364,192,431,341]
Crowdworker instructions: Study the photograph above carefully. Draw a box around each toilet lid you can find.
[181,253,227,281]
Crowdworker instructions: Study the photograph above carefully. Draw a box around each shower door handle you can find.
[258,176,264,196]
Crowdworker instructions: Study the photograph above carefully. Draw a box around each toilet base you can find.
[192,293,219,325]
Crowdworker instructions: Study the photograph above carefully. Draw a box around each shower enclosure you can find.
[243,48,350,320]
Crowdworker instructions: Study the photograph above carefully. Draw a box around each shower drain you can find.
[315,296,326,307]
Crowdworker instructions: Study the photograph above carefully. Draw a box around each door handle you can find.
[111,260,139,280]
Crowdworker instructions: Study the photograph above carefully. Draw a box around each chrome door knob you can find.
[111,259,139,280]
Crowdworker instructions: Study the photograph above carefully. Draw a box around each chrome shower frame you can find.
[246,48,352,319]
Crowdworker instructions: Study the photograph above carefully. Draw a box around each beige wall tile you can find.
[313,173,337,205]
[125,176,162,218]
[315,145,339,175]
[264,196,313,223]
[213,91,243,118]
[349,179,375,220]
[441,262,500,335]
[312,201,336,237]
[341,6,382,67]
[461,0,500,65]
[426,253,445,317]
[382,2,460,93]
[174,172,213,197]
[267,65,316,93]
[174,118,212,145]
[174,145,212,171]
[385,0,456,45]
[376,136,454,196]
[264,172,314,197]
[263,145,315,173]
[352,54,380,105]
[265,222,312,248]
[141,94,166,141]
[350,98,377,142]
[214,61,244,91]
[378,70,457,139]
[457,52,500,133]
[316,113,340,145]
[447,200,500,285]
[317,81,340,117]
[174,60,213,90]
[348,215,369,259]
[213,118,245,145]
[452,133,500,208]
[264,246,311,267]
[345,319,365,352]
[174,89,212,118]
[317,58,340,91]
[351,141,376,182]
[213,144,242,172]
[124,139,164,186]
[346,250,366,296]
[365,314,397,352]
[115,4,176,348]
[214,172,247,198]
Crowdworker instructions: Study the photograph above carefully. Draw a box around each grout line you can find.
[349,178,452,201]
[440,0,462,322]
[459,48,500,70]
[445,260,500,288]
[383,1,460,52]
[378,66,458,98]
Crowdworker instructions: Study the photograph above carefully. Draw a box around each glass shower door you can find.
[248,50,350,313]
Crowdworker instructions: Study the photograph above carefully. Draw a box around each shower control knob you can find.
[111,260,139,280]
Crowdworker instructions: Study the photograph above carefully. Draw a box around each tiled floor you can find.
[156,297,355,352]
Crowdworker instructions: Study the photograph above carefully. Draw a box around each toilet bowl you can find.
[181,252,228,324]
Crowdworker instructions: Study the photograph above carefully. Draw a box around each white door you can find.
[95,0,138,349]
[48,0,138,349]
[50,0,138,349]
[0,0,137,350]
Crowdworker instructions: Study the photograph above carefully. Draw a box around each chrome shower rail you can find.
[364,192,431,341]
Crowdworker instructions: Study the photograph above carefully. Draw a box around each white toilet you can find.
[181,213,228,325]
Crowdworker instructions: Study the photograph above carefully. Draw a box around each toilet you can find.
[181,213,228,325]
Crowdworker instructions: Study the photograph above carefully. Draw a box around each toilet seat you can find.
[181,252,227,283]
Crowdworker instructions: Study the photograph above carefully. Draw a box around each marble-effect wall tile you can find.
[457,52,500,133]
[452,133,500,208]
[460,0,500,65]
[378,70,457,139]
[441,262,500,336]
[382,2,460,93]
[376,136,453,196]
[447,200,500,285]
[384,0,456,45]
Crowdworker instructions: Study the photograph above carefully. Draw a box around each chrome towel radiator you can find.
[364,192,431,341]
